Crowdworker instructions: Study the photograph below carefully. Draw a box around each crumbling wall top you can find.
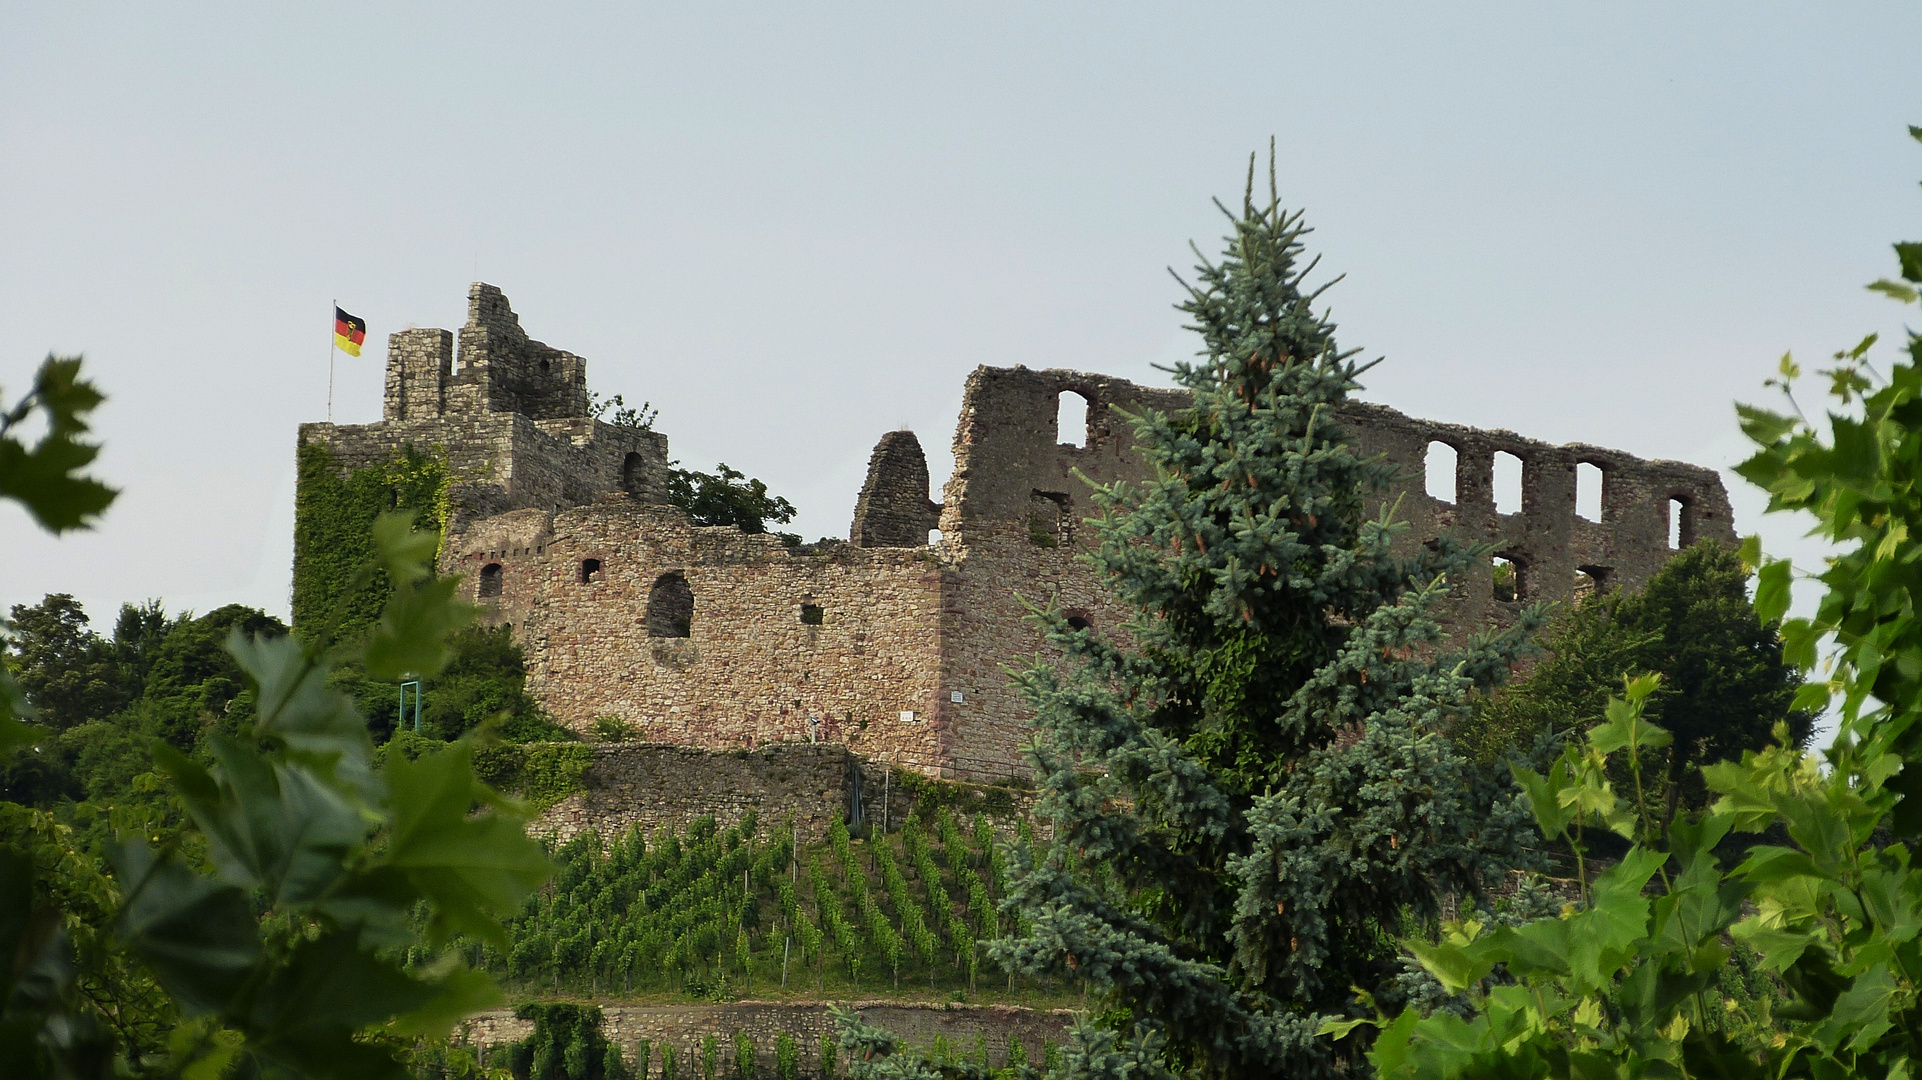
[382,284,591,422]
[850,430,943,547]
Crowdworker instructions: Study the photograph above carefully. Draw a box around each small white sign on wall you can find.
[900,710,915,723]
[951,691,964,704]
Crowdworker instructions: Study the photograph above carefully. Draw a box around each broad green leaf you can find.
[363,575,472,681]
[1489,919,1573,979]
[110,843,260,1016]
[1562,847,1667,991]
[1753,559,1793,625]
[1736,403,1799,446]
[239,932,435,1080]
[154,736,365,906]
[0,432,118,533]
[1511,763,1574,840]
[380,960,500,1040]
[1317,1016,1376,1040]
[1856,867,1922,945]
[1808,963,1898,1056]
[0,356,118,533]
[369,742,551,948]
[226,629,377,798]
[1869,279,1919,303]
[1897,242,1922,284]
[1666,811,1735,867]
[1733,846,1821,884]
[1405,937,1495,995]
[1364,1006,1418,1079]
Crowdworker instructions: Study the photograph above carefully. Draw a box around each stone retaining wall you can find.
[529,741,1037,846]
[458,1000,1074,1074]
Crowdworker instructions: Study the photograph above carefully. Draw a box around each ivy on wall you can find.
[293,439,451,645]
[476,742,596,812]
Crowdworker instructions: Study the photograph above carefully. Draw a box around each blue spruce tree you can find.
[835,161,1549,1080]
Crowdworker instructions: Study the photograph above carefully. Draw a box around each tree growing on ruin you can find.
[841,160,1546,1080]
[1456,540,1813,811]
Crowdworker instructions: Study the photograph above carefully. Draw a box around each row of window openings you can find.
[480,562,828,637]
[1490,557,1611,603]
[1423,443,1689,548]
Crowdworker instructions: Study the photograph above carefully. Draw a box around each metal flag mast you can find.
[327,298,337,424]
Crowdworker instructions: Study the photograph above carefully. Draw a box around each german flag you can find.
[334,306,366,356]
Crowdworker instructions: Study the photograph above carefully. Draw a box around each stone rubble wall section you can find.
[531,743,851,845]
[849,430,944,548]
[457,1001,1073,1074]
[529,743,1036,846]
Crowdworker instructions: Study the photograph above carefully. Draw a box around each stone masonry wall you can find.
[302,284,669,541]
[462,499,951,773]
[910,365,1738,779]
[530,743,856,845]
[458,1001,1073,1074]
[298,287,1738,784]
[527,742,1037,847]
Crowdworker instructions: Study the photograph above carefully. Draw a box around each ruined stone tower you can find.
[299,285,1737,780]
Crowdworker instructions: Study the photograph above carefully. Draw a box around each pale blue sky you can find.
[4,3,1919,630]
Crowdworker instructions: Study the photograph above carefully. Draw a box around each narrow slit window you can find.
[1576,462,1604,522]
[478,563,503,599]
[579,558,602,584]
[1493,452,1523,516]
[1668,497,1689,549]
[1425,442,1458,503]
[1057,391,1089,448]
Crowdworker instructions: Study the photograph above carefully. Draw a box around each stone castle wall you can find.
[301,283,670,535]
[297,285,1737,783]
[459,1000,1073,1074]
[470,501,951,772]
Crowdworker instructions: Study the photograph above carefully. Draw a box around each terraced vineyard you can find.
[468,807,1041,1000]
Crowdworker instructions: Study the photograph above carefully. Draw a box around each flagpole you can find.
[327,298,337,424]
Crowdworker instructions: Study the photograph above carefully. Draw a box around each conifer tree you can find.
[974,160,1545,1080]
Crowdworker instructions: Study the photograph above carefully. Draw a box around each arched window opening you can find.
[1576,462,1605,522]
[1057,391,1089,448]
[579,558,602,584]
[1575,564,1611,602]
[928,528,943,546]
[800,603,824,626]
[478,563,503,599]
[647,572,694,638]
[1492,555,1523,603]
[621,452,646,495]
[1065,612,1093,632]
[1668,496,1693,549]
[1493,451,1523,516]
[1424,441,1458,503]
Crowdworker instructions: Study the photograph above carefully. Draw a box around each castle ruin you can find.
[298,284,1736,781]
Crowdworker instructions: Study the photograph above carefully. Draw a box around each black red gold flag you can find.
[334,306,366,356]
